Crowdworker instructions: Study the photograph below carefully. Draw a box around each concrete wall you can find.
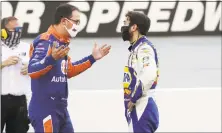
[23,36,221,89]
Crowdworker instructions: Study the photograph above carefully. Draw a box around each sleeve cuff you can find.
[88,55,96,65]
[131,98,137,104]
[44,55,57,66]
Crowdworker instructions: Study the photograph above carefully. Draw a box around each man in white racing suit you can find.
[121,11,159,133]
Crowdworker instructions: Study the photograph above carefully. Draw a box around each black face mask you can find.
[121,26,132,41]
[2,27,22,48]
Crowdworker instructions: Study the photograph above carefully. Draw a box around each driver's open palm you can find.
[92,43,111,60]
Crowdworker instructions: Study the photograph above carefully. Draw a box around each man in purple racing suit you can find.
[28,4,111,133]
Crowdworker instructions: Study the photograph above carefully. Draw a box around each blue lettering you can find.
[123,73,130,82]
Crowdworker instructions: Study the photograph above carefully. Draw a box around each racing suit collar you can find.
[47,25,70,44]
[128,35,146,52]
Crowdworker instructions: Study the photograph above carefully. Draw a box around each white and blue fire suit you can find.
[123,36,159,133]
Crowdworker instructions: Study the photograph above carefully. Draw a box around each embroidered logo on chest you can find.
[61,60,68,75]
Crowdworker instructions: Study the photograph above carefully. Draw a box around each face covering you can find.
[14,27,23,32]
[64,19,80,38]
[121,25,132,41]
[1,26,23,48]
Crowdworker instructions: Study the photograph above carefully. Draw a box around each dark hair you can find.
[54,3,79,25]
[1,16,18,29]
[126,11,150,35]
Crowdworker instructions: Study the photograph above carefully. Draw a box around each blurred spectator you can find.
[1,16,30,133]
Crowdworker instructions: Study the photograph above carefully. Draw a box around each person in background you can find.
[121,11,159,133]
[1,16,31,133]
[28,3,111,133]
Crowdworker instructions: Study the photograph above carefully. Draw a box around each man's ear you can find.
[132,24,138,32]
[61,18,67,25]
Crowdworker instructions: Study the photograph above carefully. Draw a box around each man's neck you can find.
[130,33,142,45]
[53,24,68,37]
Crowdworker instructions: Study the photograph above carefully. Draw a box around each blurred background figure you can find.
[1,16,30,133]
